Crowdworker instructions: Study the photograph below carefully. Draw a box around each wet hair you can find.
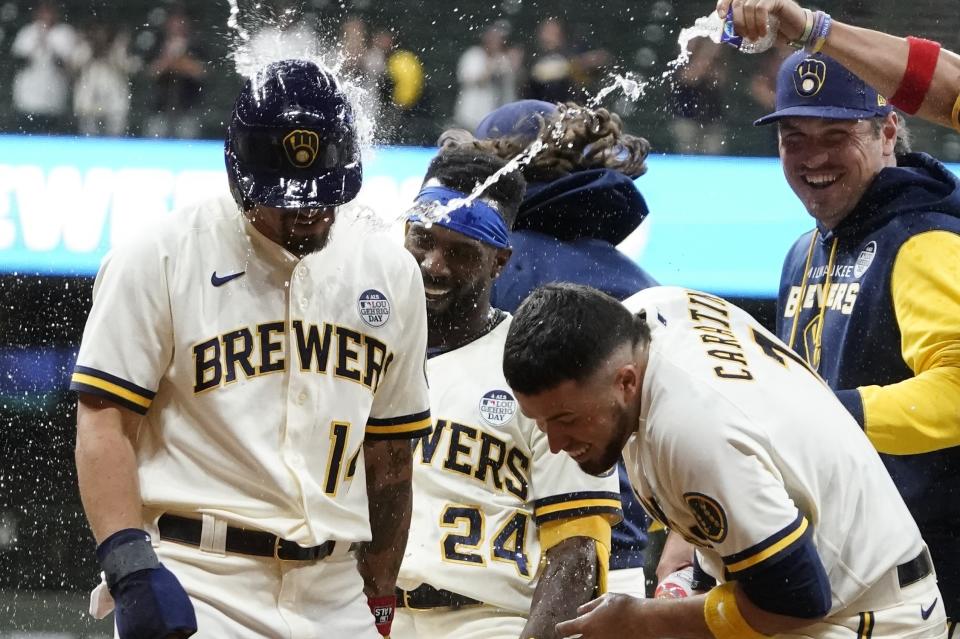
[438,102,651,183]
[503,283,651,395]
[422,146,526,229]
[869,113,912,155]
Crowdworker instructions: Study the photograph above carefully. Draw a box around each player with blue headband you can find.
[397,145,623,639]
[411,184,512,249]
[404,147,521,348]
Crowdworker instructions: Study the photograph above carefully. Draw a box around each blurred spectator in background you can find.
[566,23,613,97]
[340,15,370,79]
[668,38,727,155]
[144,7,205,139]
[10,1,81,134]
[452,22,519,131]
[367,29,431,145]
[524,18,574,103]
[749,43,793,149]
[73,24,138,137]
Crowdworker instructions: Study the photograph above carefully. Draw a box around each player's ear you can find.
[491,247,512,279]
[614,363,641,401]
[880,112,899,157]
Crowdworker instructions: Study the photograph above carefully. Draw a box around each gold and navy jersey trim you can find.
[532,491,622,525]
[366,409,432,440]
[856,611,875,638]
[70,365,156,415]
[722,513,810,577]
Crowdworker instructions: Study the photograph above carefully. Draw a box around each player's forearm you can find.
[733,583,818,636]
[629,589,808,639]
[656,530,695,583]
[356,439,413,597]
[75,397,144,543]
[822,22,960,130]
[522,536,599,639]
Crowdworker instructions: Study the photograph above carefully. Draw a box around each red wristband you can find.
[890,37,941,114]
[368,595,396,637]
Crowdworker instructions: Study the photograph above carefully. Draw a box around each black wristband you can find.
[96,528,160,589]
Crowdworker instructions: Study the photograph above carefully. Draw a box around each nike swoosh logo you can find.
[921,597,938,620]
[211,271,246,287]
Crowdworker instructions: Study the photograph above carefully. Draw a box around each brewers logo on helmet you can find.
[283,129,321,169]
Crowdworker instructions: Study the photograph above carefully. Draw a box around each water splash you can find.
[671,13,724,70]
[220,3,722,234]
[586,14,722,111]
[413,114,574,226]
[415,138,548,227]
[587,72,647,107]
[226,0,250,44]
[224,0,378,168]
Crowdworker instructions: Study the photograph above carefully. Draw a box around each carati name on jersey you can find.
[192,320,393,394]
[686,290,754,381]
[781,282,861,318]
[413,418,530,500]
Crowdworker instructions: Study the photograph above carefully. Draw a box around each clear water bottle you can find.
[692,8,780,54]
[724,6,780,54]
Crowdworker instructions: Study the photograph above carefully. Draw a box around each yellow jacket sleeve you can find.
[860,230,960,454]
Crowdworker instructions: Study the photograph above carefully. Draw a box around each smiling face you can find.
[777,114,897,229]
[514,344,645,476]
[403,220,510,335]
[246,205,336,257]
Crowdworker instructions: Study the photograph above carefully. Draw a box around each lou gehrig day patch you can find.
[479,390,517,427]
[684,492,728,543]
[358,289,391,327]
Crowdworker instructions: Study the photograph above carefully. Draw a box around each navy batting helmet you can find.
[225,59,362,210]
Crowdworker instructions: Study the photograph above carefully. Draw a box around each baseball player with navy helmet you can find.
[71,59,430,638]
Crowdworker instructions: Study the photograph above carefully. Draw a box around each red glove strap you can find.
[890,37,941,114]
[367,595,396,637]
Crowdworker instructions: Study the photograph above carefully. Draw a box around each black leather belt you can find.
[396,584,482,610]
[158,514,334,561]
[898,548,934,588]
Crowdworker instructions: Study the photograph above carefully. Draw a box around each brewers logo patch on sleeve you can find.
[684,492,728,543]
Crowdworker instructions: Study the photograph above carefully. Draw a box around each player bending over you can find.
[503,284,947,639]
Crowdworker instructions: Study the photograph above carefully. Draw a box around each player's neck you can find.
[427,303,501,352]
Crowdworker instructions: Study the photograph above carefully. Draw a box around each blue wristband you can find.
[96,528,159,589]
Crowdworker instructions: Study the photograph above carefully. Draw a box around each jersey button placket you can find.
[292,264,310,310]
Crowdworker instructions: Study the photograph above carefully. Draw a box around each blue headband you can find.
[411,185,510,249]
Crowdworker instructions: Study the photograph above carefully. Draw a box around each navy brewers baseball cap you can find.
[475,100,558,143]
[754,51,893,126]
